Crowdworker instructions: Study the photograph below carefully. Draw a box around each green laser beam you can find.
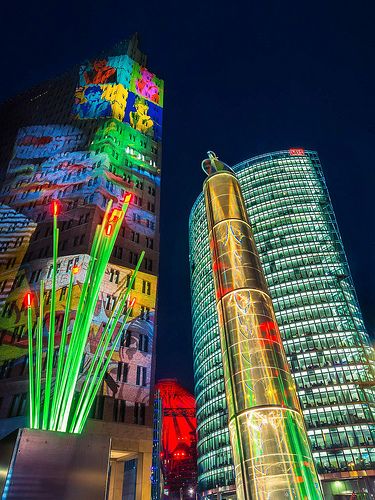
[34,280,44,428]
[27,301,34,428]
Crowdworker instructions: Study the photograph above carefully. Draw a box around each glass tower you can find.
[189,149,375,497]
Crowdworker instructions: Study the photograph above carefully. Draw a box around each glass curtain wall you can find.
[189,150,375,494]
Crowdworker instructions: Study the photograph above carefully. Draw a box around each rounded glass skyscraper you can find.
[189,150,375,497]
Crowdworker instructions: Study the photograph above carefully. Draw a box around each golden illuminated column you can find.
[202,152,322,500]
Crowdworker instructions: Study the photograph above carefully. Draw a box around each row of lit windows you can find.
[197,399,227,428]
[239,162,314,183]
[258,233,339,257]
[299,386,374,409]
[195,378,225,410]
[197,412,229,441]
[254,220,339,243]
[294,365,373,387]
[261,243,341,266]
[197,465,234,492]
[247,189,325,211]
[294,363,373,385]
[270,276,351,300]
[238,155,315,170]
[249,204,328,229]
[289,347,369,370]
[193,324,220,366]
[313,447,375,474]
[192,314,218,348]
[195,363,225,398]
[283,333,366,355]
[242,181,322,203]
[193,336,221,374]
[304,404,374,429]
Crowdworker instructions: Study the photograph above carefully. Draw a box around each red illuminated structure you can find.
[155,380,197,498]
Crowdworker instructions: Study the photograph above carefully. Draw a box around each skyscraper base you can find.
[2,428,110,499]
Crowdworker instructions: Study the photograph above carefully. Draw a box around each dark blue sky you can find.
[1,0,374,392]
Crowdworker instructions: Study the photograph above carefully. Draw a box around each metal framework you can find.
[155,379,197,497]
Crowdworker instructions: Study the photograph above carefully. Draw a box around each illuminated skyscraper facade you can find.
[0,35,162,498]
[189,150,375,497]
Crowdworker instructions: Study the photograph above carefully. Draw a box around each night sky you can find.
[0,1,374,392]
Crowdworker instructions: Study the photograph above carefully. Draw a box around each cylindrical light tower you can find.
[202,152,322,499]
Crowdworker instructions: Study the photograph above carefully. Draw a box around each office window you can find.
[144,258,153,271]
[140,306,150,320]
[139,334,149,353]
[142,280,151,295]
[136,366,147,386]
[116,362,122,382]
[114,246,123,259]
[66,259,74,272]
[45,290,51,305]
[109,269,120,284]
[8,393,27,418]
[113,399,119,421]
[129,251,139,265]
[142,367,147,386]
[131,231,140,243]
[113,399,127,423]
[122,364,129,383]
[116,362,129,383]
[105,294,112,310]
[119,400,126,422]
[125,274,136,289]
[134,402,146,425]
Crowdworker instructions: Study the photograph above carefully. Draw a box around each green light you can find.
[34,280,44,428]
[42,213,58,430]
[26,197,140,434]
[49,270,74,428]
[26,299,34,428]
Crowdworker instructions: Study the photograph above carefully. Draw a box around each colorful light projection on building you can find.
[24,197,144,433]
[79,56,164,106]
[73,86,162,141]
[154,379,197,498]
[90,119,160,181]
[0,206,36,364]
[0,205,36,306]
[1,49,162,415]
[202,152,323,499]
[0,119,158,409]
[3,124,160,217]
[74,55,163,141]
[7,125,85,175]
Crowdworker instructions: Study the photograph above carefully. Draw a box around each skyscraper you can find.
[189,149,375,498]
[201,151,321,499]
[0,34,163,498]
